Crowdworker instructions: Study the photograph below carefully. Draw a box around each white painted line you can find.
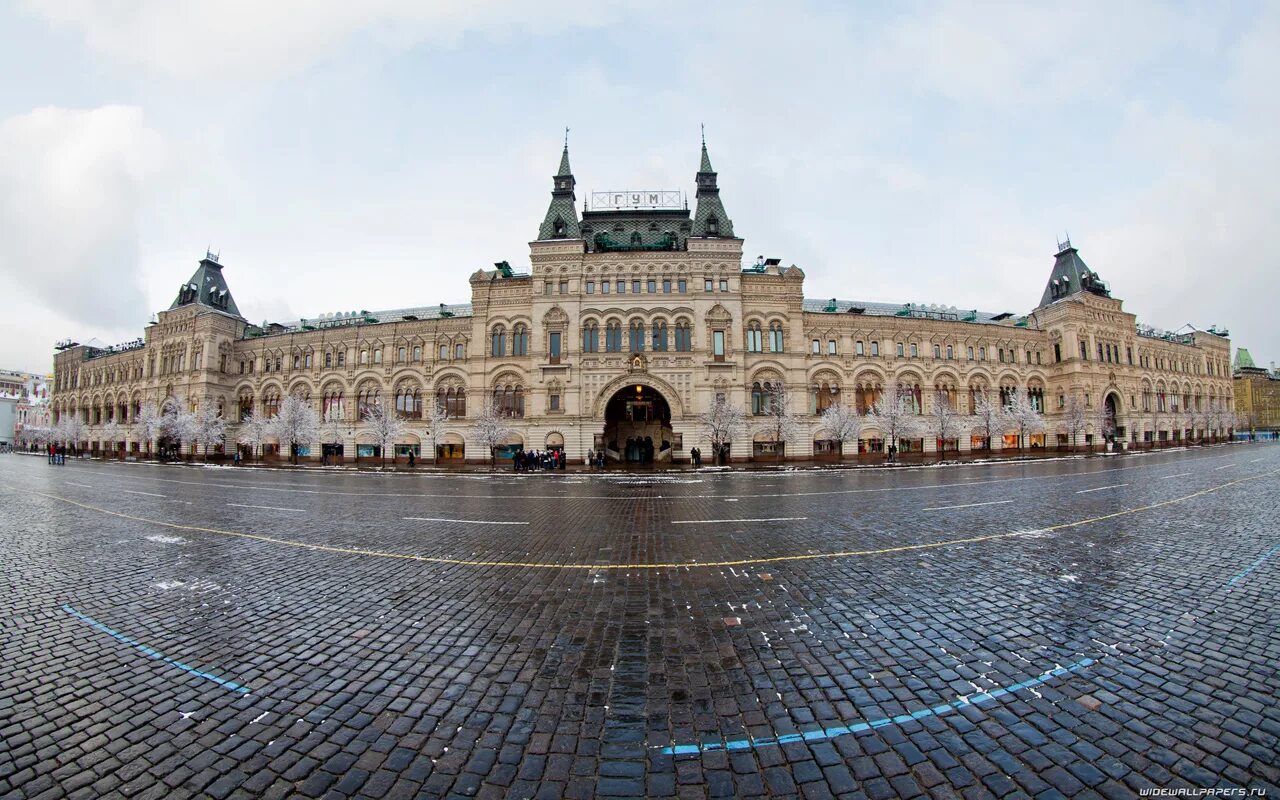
[921,500,1014,512]
[1248,458,1265,463]
[124,490,166,497]
[403,517,529,526]
[672,517,808,525]
[1214,464,1234,471]
[1159,472,1193,479]
[228,503,305,513]
[1076,484,1129,494]
[66,482,93,489]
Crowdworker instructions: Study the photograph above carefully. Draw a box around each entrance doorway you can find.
[602,384,673,463]
[1103,393,1118,447]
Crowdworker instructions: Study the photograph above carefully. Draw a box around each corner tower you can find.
[1038,238,1111,308]
[536,136,581,241]
[170,251,243,318]
[691,133,735,238]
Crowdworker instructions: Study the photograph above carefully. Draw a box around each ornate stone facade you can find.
[49,142,1236,463]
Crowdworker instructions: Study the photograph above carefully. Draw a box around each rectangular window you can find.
[911,343,919,358]
[336,352,344,367]
[896,342,904,357]
[828,339,837,355]
[1127,347,1133,365]
[705,278,713,292]
[586,281,595,294]
[1098,343,1104,361]
[549,331,562,364]
[933,344,941,359]
[373,349,382,364]
[413,346,421,362]
[602,281,610,294]
[719,279,729,292]
[545,281,553,295]
[648,279,657,293]
[713,330,726,361]
[632,280,641,294]
[856,340,864,355]
[618,280,626,294]
[439,345,448,360]
[455,343,464,359]
[398,347,406,362]
[549,394,561,412]
[1026,349,1032,364]
[677,279,686,293]
[871,341,879,356]
[662,279,671,293]
[811,339,820,354]
[559,280,569,295]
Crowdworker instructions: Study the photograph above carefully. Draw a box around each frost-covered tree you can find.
[98,420,123,459]
[698,395,745,464]
[867,393,922,456]
[270,393,319,464]
[970,390,1007,452]
[471,400,516,467]
[423,400,449,463]
[926,390,964,457]
[759,383,802,462]
[236,411,272,462]
[321,406,346,463]
[1062,393,1088,452]
[160,403,197,459]
[133,401,163,456]
[193,406,227,461]
[1093,400,1116,450]
[56,416,85,455]
[1006,389,1045,451]
[819,402,862,459]
[362,399,406,469]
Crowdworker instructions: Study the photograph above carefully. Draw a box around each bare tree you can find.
[1062,393,1088,452]
[1006,389,1046,451]
[970,390,1007,453]
[362,399,407,469]
[133,401,163,457]
[193,406,227,461]
[759,383,802,463]
[867,393,922,457]
[270,393,319,465]
[424,399,449,464]
[471,400,516,468]
[1093,399,1116,451]
[926,390,964,458]
[698,396,745,465]
[819,402,862,460]
[236,411,272,462]
[322,406,346,464]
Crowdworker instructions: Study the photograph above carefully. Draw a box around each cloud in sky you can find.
[0,105,169,368]
[1,2,1276,373]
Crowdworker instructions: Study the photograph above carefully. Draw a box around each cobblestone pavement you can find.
[1,444,1278,799]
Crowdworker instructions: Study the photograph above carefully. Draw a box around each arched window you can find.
[674,321,692,352]
[812,380,839,414]
[263,391,282,418]
[752,382,767,415]
[438,384,466,418]
[898,383,922,414]
[628,321,645,352]
[605,322,623,353]
[439,343,449,360]
[768,323,784,353]
[746,322,763,353]
[652,321,669,352]
[582,321,599,353]
[490,326,506,357]
[395,385,422,419]
[493,383,525,418]
[358,386,381,419]
[322,389,345,420]
[512,324,528,356]
[455,342,465,360]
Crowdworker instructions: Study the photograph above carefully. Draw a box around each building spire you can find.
[691,129,734,238]
[538,133,581,241]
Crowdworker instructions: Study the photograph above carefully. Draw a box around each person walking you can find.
[408,450,415,469]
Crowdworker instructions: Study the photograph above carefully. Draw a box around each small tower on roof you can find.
[169,251,243,318]
[1038,237,1111,308]
[537,130,581,241]
[691,129,735,238]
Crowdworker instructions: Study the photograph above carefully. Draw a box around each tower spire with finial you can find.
[539,128,581,240]
[692,127,734,238]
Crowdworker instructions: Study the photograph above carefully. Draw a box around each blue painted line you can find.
[660,657,1094,755]
[61,604,250,694]
[1226,543,1280,588]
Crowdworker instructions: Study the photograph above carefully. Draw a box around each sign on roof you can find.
[590,190,683,210]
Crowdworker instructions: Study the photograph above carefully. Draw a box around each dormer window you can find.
[553,217,565,236]
[707,216,719,235]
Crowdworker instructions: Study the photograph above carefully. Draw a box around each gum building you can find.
[49,140,1237,463]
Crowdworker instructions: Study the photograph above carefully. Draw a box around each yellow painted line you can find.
[4,469,1276,571]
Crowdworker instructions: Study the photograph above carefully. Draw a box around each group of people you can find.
[689,444,731,466]
[46,443,71,465]
[513,448,565,471]
[584,448,607,468]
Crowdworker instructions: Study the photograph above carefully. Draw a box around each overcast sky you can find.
[2,1,1276,375]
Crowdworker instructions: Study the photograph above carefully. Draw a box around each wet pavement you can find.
[1,444,1278,799]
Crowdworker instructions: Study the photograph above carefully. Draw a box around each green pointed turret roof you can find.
[537,142,581,241]
[1234,348,1256,370]
[1038,240,1110,307]
[169,254,242,317]
[691,135,735,238]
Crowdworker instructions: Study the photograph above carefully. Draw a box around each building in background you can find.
[1,369,48,447]
[48,140,1237,463]
[1232,348,1280,437]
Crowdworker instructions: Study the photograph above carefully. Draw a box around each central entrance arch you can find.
[601,383,674,463]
